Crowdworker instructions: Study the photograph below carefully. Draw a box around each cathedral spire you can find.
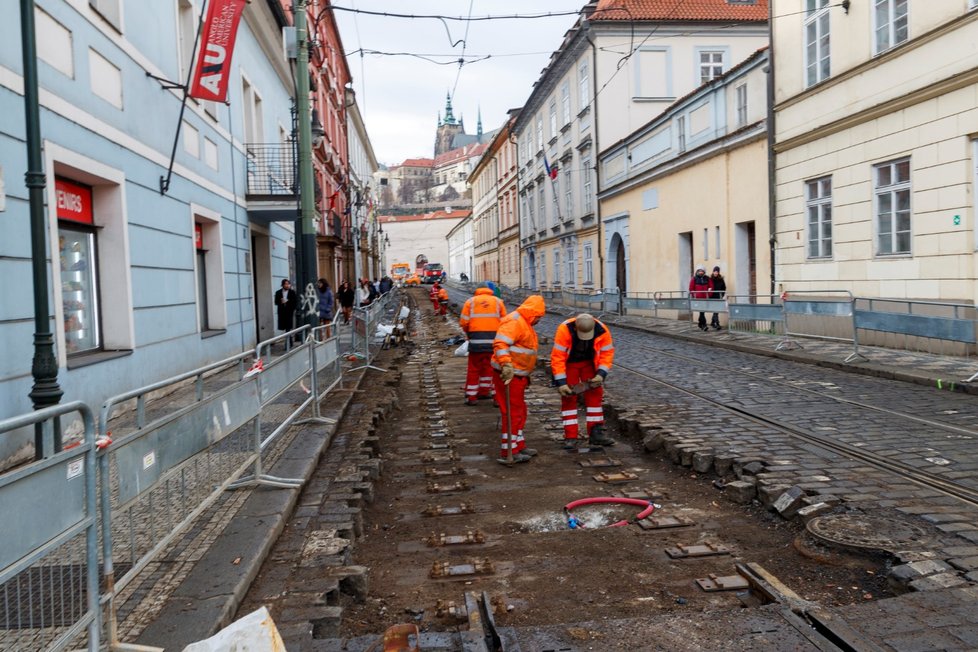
[477,106,483,140]
[444,91,456,125]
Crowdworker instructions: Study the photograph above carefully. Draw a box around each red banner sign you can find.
[188,0,247,102]
[194,223,204,249]
[55,178,94,225]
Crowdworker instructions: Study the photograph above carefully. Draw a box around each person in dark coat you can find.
[275,279,298,342]
[337,280,355,323]
[710,266,726,330]
[688,265,713,331]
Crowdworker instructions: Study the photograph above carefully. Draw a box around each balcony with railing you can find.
[246,144,297,199]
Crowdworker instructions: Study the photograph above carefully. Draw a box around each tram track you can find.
[613,357,978,509]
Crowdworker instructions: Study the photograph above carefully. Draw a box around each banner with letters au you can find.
[188,0,247,102]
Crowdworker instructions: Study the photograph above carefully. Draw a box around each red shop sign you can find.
[195,223,204,249]
[55,178,94,225]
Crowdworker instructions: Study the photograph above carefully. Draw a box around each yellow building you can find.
[774,1,978,303]
[599,49,771,299]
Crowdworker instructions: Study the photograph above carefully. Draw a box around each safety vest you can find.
[492,295,546,377]
[437,288,449,302]
[459,289,507,353]
[550,317,615,385]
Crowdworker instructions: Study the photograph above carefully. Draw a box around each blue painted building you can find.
[0,0,303,463]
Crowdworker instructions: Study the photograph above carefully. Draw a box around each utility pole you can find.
[21,0,63,457]
[294,0,318,329]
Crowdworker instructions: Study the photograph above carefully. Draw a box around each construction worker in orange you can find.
[551,313,616,449]
[436,284,450,318]
[459,283,507,406]
[491,295,546,464]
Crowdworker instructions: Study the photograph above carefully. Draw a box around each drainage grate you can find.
[806,513,932,552]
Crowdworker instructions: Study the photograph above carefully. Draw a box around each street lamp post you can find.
[21,0,63,457]
[294,0,318,330]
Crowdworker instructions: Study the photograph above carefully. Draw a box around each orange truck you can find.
[391,262,411,281]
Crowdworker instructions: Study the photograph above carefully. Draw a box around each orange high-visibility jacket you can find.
[459,288,507,353]
[437,287,449,302]
[550,317,615,386]
[492,295,546,377]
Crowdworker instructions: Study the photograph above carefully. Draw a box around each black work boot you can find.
[588,423,615,447]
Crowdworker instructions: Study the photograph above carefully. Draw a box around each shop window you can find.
[56,178,102,355]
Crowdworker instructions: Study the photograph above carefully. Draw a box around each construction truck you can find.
[391,262,411,282]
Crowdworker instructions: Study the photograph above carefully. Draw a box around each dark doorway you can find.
[615,238,627,293]
[747,221,757,298]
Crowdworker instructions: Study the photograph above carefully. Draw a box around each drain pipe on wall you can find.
[766,3,777,298]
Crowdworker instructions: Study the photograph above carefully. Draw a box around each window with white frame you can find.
[578,60,589,110]
[538,186,546,226]
[875,158,911,255]
[582,157,593,214]
[539,250,547,285]
[535,115,543,151]
[806,176,832,258]
[90,0,122,31]
[177,0,197,80]
[702,228,709,259]
[561,81,571,125]
[805,0,831,87]
[874,0,908,53]
[549,100,557,140]
[714,226,721,259]
[583,242,593,284]
[564,167,573,217]
[736,83,748,127]
[526,192,534,229]
[553,249,561,285]
[699,51,724,84]
[565,242,575,286]
[677,115,686,152]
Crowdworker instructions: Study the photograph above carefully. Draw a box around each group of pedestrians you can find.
[457,284,615,465]
[275,275,396,343]
[689,265,726,331]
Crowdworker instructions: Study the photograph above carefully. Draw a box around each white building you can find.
[379,209,469,275]
[446,216,474,281]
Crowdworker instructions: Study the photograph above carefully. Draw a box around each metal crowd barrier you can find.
[0,402,99,652]
[847,298,978,378]
[349,290,399,373]
[726,294,787,341]
[780,290,855,350]
[622,291,656,315]
[652,290,689,317]
[97,349,258,649]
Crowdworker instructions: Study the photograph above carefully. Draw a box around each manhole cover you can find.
[806,513,930,552]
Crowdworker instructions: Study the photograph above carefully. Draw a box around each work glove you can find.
[500,363,515,385]
[558,384,575,397]
[589,375,604,388]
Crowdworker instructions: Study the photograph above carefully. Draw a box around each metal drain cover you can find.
[806,513,931,552]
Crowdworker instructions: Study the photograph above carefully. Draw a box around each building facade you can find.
[378,209,469,277]
[0,1,310,459]
[446,216,474,281]
[345,95,379,283]
[514,0,768,292]
[599,49,771,300]
[774,1,978,303]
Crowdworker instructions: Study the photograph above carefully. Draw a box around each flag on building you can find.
[189,0,248,102]
[544,155,558,180]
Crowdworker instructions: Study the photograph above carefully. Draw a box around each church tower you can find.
[434,92,464,156]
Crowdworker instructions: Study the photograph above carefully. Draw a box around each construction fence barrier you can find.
[0,402,100,652]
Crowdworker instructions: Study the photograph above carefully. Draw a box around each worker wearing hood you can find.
[491,295,546,464]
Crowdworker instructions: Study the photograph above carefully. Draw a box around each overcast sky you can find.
[332,1,587,167]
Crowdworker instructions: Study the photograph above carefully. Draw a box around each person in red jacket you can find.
[551,314,616,449]
[689,264,713,331]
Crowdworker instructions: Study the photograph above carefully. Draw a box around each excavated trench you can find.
[328,290,895,649]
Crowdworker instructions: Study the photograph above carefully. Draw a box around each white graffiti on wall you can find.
[301,282,319,318]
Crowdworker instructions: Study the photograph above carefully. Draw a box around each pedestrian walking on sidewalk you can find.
[337,280,355,323]
[459,284,507,406]
[551,313,616,449]
[710,266,726,330]
[274,279,298,344]
[316,278,334,337]
[689,265,714,331]
[492,295,546,464]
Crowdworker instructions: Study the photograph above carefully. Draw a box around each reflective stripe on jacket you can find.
[492,295,546,376]
[460,288,507,353]
[550,317,615,385]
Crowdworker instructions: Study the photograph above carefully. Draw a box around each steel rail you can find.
[629,342,978,440]
[614,360,978,508]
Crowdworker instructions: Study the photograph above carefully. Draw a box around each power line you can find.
[328,5,581,21]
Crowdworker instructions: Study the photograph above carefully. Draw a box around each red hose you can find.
[564,497,655,528]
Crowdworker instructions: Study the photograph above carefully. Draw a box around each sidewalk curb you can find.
[134,376,368,650]
[600,315,978,396]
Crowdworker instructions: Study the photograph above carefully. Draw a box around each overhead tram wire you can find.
[450,0,476,100]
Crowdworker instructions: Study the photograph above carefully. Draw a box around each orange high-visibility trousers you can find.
[493,373,528,457]
[465,351,494,398]
[560,360,604,440]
